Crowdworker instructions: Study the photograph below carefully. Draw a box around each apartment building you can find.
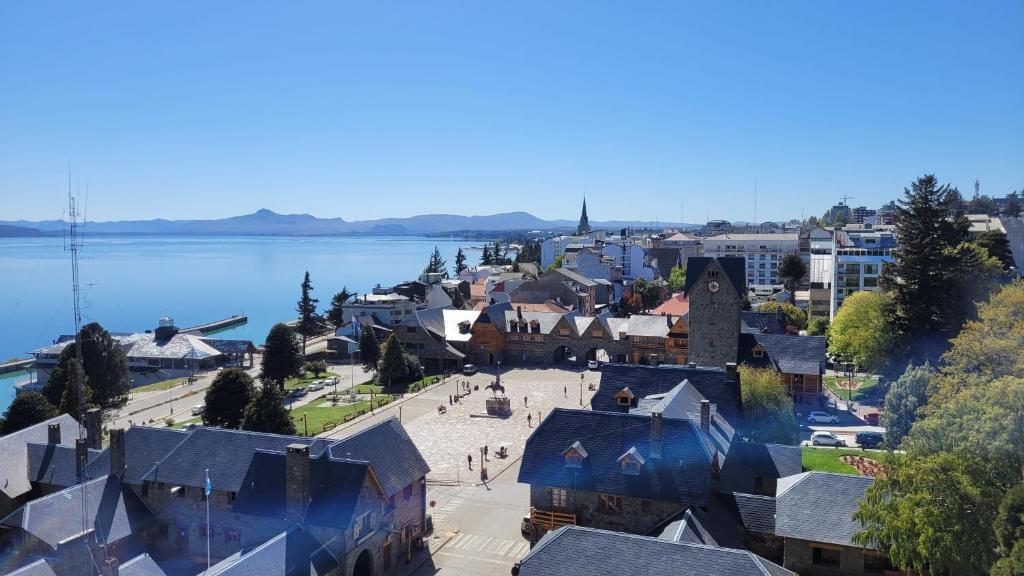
[700,234,799,288]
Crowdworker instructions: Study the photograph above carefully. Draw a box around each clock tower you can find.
[684,256,744,368]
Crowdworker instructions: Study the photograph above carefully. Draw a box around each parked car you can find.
[587,360,600,370]
[810,431,847,447]
[191,404,205,416]
[294,387,308,397]
[463,364,478,375]
[807,410,840,424]
[864,412,880,426]
[856,431,885,449]
[308,381,324,392]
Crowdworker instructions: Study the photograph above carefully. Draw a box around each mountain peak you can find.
[253,208,277,216]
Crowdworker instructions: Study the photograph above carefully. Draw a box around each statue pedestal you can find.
[485,397,512,417]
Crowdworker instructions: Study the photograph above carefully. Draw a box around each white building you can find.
[701,233,800,288]
[541,235,597,269]
[340,286,417,326]
[601,240,655,281]
[809,227,896,319]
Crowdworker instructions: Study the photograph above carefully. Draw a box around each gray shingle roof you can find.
[775,472,874,547]
[1,559,57,576]
[732,492,777,533]
[327,417,430,497]
[122,426,190,485]
[739,333,826,375]
[684,257,747,296]
[517,525,793,576]
[626,315,673,338]
[119,554,167,576]
[26,443,109,487]
[720,442,802,489]
[206,526,337,576]
[741,311,786,335]
[0,414,80,499]
[0,475,154,549]
[594,364,739,421]
[518,409,712,506]
[502,310,565,335]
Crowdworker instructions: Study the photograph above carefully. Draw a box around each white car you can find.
[191,404,205,416]
[807,411,840,424]
[462,364,478,375]
[810,431,847,447]
[308,381,324,392]
[587,360,600,370]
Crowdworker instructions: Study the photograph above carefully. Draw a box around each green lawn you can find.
[133,377,188,394]
[169,416,202,429]
[802,446,871,474]
[289,394,396,436]
[824,375,881,402]
[362,374,445,394]
[284,371,335,391]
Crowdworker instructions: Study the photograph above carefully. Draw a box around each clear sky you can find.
[1,1,1021,224]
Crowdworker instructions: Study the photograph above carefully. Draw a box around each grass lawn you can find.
[359,374,445,394]
[824,375,881,402]
[169,416,202,429]
[133,377,188,394]
[802,446,872,474]
[284,371,335,391]
[289,394,396,436]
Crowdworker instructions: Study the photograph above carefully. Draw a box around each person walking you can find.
[527,413,533,427]
[564,385,567,397]
[467,454,473,470]
[484,445,489,460]
[524,395,528,408]
[449,395,453,405]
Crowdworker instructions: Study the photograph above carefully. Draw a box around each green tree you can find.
[325,287,352,327]
[1,392,58,434]
[974,229,1015,272]
[736,366,797,444]
[42,351,83,408]
[755,301,807,331]
[241,383,296,435]
[359,326,381,374]
[667,265,687,293]
[880,363,933,447]
[808,317,830,336]
[43,323,129,414]
[260,323,303,390]
[881,175,969,360]
[377,333,409,386]
[994,483,1024,576]
[968,194,999,215]
[305,359,327,376]
[827,291,893,372]
[545,254,563,272]
[778,253,807,304]
[1002,192,1021,218]
[296,271,326,354]
[424,245,448,278]
[454,248,467,276]
[57,359,92,417]
[945,241,1004,331]
[203,368,255,429]
[480,244,492,265]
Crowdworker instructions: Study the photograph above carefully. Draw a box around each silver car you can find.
[811,431,847,447]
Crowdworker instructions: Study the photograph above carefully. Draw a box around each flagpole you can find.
[205,468,211,574]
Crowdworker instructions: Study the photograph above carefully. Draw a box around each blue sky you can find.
[1,1,1021,223]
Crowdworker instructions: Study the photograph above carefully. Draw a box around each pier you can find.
[180,314,248,335]
[0,358,33,375]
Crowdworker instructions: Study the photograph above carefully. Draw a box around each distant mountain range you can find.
[0,209,694,237]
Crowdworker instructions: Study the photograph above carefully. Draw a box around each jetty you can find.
[180,315,248,335]
[0,358,33,375]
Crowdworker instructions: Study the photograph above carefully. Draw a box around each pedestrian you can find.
[468,454,473,470]
[449,395,452,405]
[564,385,567,397]
[484,445,488,460]
[527,413,533,427]
[524,395,528,408]
[538,410,541,422]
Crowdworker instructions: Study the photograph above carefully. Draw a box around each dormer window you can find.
[752,344,765,358]
[622,460,641,475]
[562,441,588,469]
[615,388,635,406]
[617,447,645,476]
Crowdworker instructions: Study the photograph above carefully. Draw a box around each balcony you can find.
[530,507,577,531]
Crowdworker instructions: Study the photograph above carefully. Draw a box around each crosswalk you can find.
[429,495,464,530]
[443,532,532,560]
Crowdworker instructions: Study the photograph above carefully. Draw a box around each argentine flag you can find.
[204,469,212,496]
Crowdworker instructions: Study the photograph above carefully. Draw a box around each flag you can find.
[352,317,361,339]
[204,469,212,496]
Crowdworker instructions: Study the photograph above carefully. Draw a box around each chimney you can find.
[517,306,523,320]
[75,438,88,478]
[700,400,711,434]
[85,408,103,449]
[103,557,119,576]
[109,428,125,479]
[725,362,740,398]
[48,423,62,445]
[666,314,672,327]
[651,412,663,440]
[285,444,311,521]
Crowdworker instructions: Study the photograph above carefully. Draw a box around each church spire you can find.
[577,196,591,235]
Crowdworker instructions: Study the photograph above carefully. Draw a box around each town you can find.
[1,181,1023,576]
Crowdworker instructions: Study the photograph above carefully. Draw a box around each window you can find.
[599,494,621,513]
[224,530,240,544]
[141,482,150,498]
[621,460,640,475]
[752,346,764,358]
[353,513,372,541]
[551,488,568,509]
[812,545,841,567]
[565,453,582,468]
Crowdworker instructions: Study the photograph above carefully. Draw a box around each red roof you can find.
[651,293,689,317]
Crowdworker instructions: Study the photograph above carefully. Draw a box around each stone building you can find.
[684,257,745,369]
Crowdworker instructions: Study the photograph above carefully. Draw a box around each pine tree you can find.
[778,253,808,304]
[1,392,58,434]
[241,384,296,435]
[74,322,130,411]
[454,248,467,276]
[359,327,381,374]
[974,230,1015,271]
[377,333,409,387]
[325,287,352,328]
[296,271,323,354]
[203,368,255,429]
[261,323,303,389]
[424,246,448,278]
[480,244,492,265]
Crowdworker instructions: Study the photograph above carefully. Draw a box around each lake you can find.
[0,236,478,410]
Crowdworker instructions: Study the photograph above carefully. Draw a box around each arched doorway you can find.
[552,345,576,364]
[585,348,610,363]
[353,549,373,576]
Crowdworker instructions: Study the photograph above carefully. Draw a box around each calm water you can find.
[0,236,478,410]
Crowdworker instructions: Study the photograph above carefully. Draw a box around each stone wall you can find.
[529,485,685,537]
[783,538,866,576]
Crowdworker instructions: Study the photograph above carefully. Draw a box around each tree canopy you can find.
[359,326,381,374]
[754,301,806,331]
[454,248,467,276]
[203,368,256,429]
[295,271,326,353]
[377,333,409,386]
[241,383,295,435]
[41,322,129,414]
[424,245,448,278]
[880,363,933,447]
[1,392,58,435]
[325,287,352,327]
[737,366,797,445]
[667,265,686,293]
[807,317,829,336]
[974,229,1015,272]
[777,253,807,304]
[261,323,303,389]
[828,291,893,372]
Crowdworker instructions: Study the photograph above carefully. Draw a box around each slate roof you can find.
[629,382,735,469]
[141,427,329,493]
[0,414,80,500]
[741,311,786,335]
[683,257,747,296]
[720,442,802,486]
[206,526,338,576]
[732,493,777,534]
[625,315,674,338]
[0,559,57,576]
[594,364,739,421]
[0,475,154,549]
[121,426,190,485]
[26,442,109,487]
[739,333,826,375]
[545,267,598,287]
[775,472,874,547]
[327,417,430,497]
[517,525,794,576]
[119,554,167,576]
[502,310,564,335]
[518,409,712,506]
